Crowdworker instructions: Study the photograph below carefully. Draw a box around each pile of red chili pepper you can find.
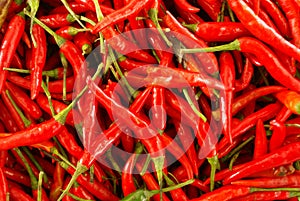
[1,0,300,200]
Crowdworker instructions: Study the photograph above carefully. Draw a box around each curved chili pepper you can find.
[176,6,204,24]
[223,141,300,184]
[232,86,286,116]
[269,120,286,152]
[0,11,25,93]
[174,0,199,13]
[39,13,77,29]
[59,161,120,201]
[277,0,300,47]
[72,181,95,200]
[231,173,300,188]
[55,26,81,41]
[260,0,291,38]
[234,58,253,91]
[50,2,90,14]
[0,118,63,150]
[185,22,251,42]
[0,99,18,132]
[36,94,76,126]
[1,89,26,130]
[173,121,198,176]
[219,52,235,143]
[135,160,171,201]
[4,167,31,187]
[74,0,115,14]
[50,163,65,201]
[218,102,282,152]
[0,168,8,201]
[231,191,300,201]
[163,11,219,75]
[275,90,300,115]
[196,0,221,21]
[101,27,157,64]
[7,73,75,93]
[91,0,154,33]
[150,86,166,131]
[56,127,84,159]
[258,8,280,34]
[6,82,43,120]
[253,119,267,159]
[9,185,35,201]
[30,23,47,99]
[164,174,189,201]
[227,0,300,62]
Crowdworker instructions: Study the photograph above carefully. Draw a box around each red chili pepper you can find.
[6,82,43,120]
[231,191,300,201]
[185,22,251,42]
[163,11,219,75]
[50,163,65,201]
[3,167,31,187]
[234,58,254,91]
[128,65,225,91]
[0,168,8,201]
[196,0,221,21]
[1,89,26,130]
[219,52,235,143]
[189,185,251,201]
[232,86,285,116]
[253,119,268,159]
[231,173,300,188]
[56,127,84,159]
[55,26,81,41]
[274,90,300,115]
[59,161,120,201]
[0,118,63,150]
[39,13,77,29]
[269,120,286,152]
[277,0,300,47]
[0,11,25,93]
[150,86,166,131]
[223,140,300,184]
[0,99,18,132]
[218,102,282,152]
[227,0,300,62]
[73,32,92,55]
[260,0,291,38]
[11,52,23,69]
[9,185,35,201]
[174,0,199,13]
[72,181,95,200]
[164,174,189,201]
[74,0,115,14]
[36,94,77,126]
[7,73,75,93]
[91,0,154,33]
[258,8,280,34]
[176,6,205,24]
[50,2,90,14]
[101,26,157,63]
[135,161,171,201]
[173,120,199,176]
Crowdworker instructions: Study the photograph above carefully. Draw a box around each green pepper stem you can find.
[180,39,240,54]
[37,171,44,201]
[5,90,31,127]
[208,155,220,191]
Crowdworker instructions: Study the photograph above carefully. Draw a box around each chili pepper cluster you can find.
[1,0,300,200]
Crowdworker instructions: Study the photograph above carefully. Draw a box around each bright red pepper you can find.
[0,11,25,93]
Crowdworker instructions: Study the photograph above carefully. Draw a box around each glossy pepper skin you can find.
[0,12,25,93]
